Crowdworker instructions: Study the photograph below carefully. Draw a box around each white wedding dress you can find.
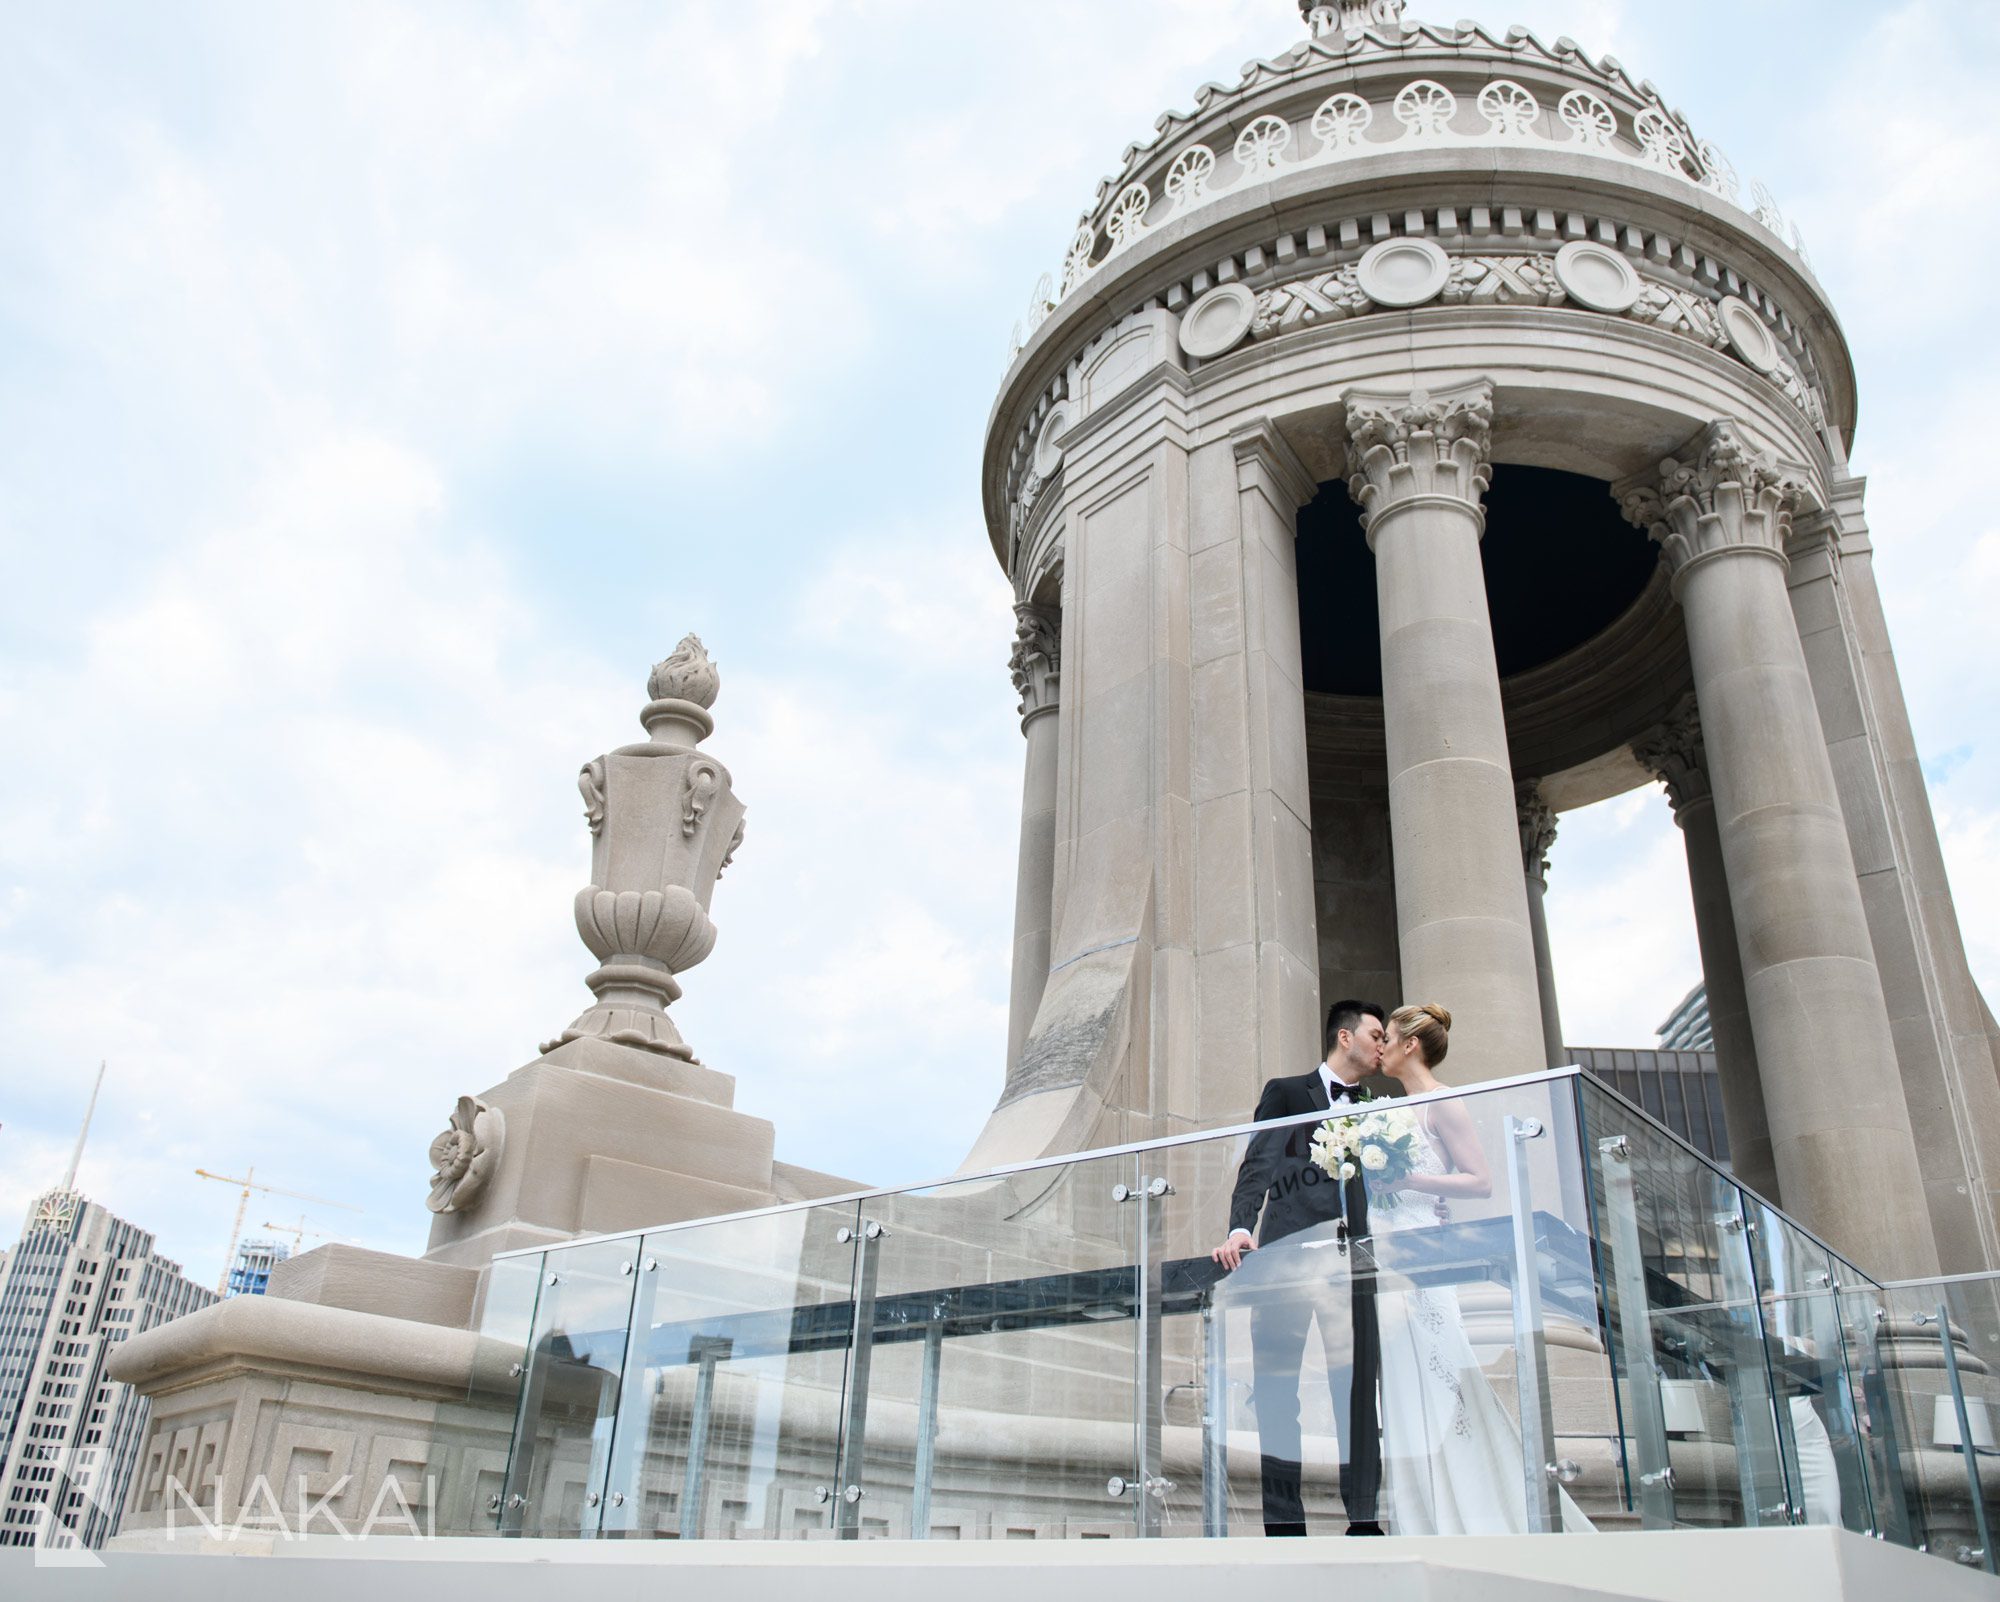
[1368,1108,1595,1535]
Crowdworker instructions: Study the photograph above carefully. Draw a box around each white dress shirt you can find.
[1227,1063,1360,1244]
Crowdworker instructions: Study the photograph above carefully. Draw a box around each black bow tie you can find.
[1328,1083,1356,1104]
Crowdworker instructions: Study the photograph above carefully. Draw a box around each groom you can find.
[1211,999,1386,1537]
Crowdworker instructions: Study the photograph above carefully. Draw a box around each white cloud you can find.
[4,0,1997,1293]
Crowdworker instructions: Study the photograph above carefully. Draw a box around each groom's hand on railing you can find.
[1210,1231,1256,1271]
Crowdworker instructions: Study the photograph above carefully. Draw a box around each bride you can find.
[1366,1002,1594,1535]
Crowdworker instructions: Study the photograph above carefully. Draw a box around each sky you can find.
[1,0,1996,1289]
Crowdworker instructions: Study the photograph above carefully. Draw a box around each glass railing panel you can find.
[1743,1201,1874,1533]
[440,1250,546,1536]
[1874,1276,2000,1571]
[1837,1279,1924,1550]
[846,1150,1142,1539]
[1938,1276,2000,1569]
[1144,1073,1611,1537]
[498,1237,642,1536]
[1577,1077,1789,1531]
[594,1201,863,1540]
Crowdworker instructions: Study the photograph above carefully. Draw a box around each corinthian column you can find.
[1619,425,1936,1274]
[1634,698,1777,1202]
[1006,601,1061,1072]
[1516,782,1567,1069]
[1344,382,1545,1080]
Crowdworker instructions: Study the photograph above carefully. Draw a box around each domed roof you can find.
[1007,2,1814,363]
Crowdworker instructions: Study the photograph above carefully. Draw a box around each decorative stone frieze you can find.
[1224,241,1827,429]
[1019,41,1812,331]
[1009,602,1061,722]
[1631,696,1713,818]
[1516,782,1558,879]
[1615,421,1805,586]
[1343,380,1494,535]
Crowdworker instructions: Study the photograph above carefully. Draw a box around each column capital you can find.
[1009,601,1061,724]
[1341,379,1493,543]
[1516,781,1557,880]
[1632,695,1712,821]
[1614,421,1806,590]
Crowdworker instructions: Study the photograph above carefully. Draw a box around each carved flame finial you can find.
[648,633,720,709]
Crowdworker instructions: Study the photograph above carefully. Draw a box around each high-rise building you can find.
[0,1187,215,1549]
[1656,983,1714,1052]
[224,1237,290,1299]
[0,1064,216,1550]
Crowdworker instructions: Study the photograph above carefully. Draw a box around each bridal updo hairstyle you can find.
[1389,1002,1452,1068]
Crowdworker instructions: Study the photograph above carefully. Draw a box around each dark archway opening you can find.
[1295,464,1661,696]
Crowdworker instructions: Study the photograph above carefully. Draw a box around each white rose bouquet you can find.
[1309,1105,1423,1187]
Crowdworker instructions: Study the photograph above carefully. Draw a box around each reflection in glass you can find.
[500,1238,641,1536]
[600,1203,861,1539]
[461,1068,1999,1575]
[1580,1082,1789,1531]
[855,1153,1141,1538]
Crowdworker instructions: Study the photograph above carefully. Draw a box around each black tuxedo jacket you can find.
[1226,1069,1371,1246]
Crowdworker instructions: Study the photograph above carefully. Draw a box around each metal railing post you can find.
[1136,1174,1169,1537]
[1201,1298,1227,1537]
[1933,1303,1996,1572]
[1599,1136,1675,1528]
[832,1219,883,1538]
[1507,1115,1561,1532]
[910,1315,944,1540]
[1714,1204,1793,1526]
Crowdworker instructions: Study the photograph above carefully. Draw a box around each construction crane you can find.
[261,1215,357,1254]
[194,1167,360,1294]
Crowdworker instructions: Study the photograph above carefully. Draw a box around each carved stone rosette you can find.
[1009,602,1061,724]
[542,635,747,1063]
[1615,421,1805,588]
[426,1095,504,1214]
[1342,380,1495,539]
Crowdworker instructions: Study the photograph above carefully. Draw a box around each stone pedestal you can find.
[108,1295,517,1540]
[107,639,860,1542]
[422,1036,780,1269]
